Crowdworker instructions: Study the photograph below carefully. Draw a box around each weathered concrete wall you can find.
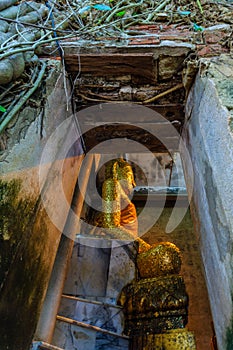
[182,54,233,350]
[0,61,83,350]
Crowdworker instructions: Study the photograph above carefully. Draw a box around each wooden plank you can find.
[65,53,156,81]
[85,142,178,153]
[80,122,180,135]
[82,138,179,153]
[77,103,184,124]
[83,140,179,154]
[76,103,183,126]
[80,122,179,153]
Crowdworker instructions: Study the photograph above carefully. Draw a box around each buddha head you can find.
[105,158,136,194]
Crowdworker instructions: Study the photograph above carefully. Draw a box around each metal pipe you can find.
[35,154,94,343]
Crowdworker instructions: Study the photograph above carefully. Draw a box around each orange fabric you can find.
[120,202,138,237]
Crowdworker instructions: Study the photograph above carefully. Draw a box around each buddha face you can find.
[103,158,136,195]
[117,163,136,195]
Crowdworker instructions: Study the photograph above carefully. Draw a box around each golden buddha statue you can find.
[93,158,150,252]
[91,159,196,349]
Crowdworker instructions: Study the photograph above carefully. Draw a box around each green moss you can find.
[0,179,35,285]
[0,178,50,350]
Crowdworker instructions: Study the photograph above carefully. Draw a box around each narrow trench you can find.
[47,51,217,350]
[52,152,214,350]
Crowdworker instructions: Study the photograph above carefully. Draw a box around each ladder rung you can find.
[31,341,65,350]
[61,294,123,309]
[56,315,129,340]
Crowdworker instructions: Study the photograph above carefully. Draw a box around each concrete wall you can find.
[0,60,83,350]
[182,54,233,350]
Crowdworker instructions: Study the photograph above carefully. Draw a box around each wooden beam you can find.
[65,53,156,81]
[80,123,180,153]
[74,102,183,153]
[77,103,184,125]
[82,139,179,153]
[83,140,178,153]
[81,122,180,134]
[76,103,183,128]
